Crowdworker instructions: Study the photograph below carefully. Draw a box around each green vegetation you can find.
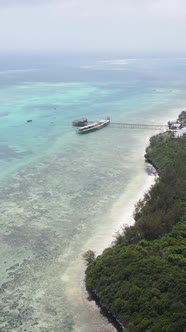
[85,131,186,332]
[83,250,96,265]
[121,132,186,244]
[178,110,186,126]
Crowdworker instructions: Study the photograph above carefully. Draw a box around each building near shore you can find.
[168,121,181,130]
[174,127,186,137]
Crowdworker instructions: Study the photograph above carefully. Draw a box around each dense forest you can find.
[85,115,186,332]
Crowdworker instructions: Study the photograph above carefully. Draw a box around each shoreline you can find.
[84,139,160,332]
[88,291,125,332]
[86,166,158,332]
[92,145,157,255]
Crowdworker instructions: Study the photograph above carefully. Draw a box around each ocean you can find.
[0,54,186,332]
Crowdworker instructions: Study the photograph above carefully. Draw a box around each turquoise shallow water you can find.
[0,78,183,179]
[0,55,186,331]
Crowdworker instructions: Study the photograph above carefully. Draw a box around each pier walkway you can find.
[89,121,168,130]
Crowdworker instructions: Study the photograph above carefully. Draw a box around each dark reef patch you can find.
[0,112,9,117]
[0,145,32,160]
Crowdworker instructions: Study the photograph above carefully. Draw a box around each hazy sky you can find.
[0,0,186,53]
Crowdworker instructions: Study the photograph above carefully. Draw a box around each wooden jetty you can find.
[88,121,168,130]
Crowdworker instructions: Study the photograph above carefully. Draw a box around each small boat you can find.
[72,118,88,126]
[77,118,110,134]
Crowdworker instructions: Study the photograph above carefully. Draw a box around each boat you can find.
[77,118,110,134]
[72,118,88,126]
